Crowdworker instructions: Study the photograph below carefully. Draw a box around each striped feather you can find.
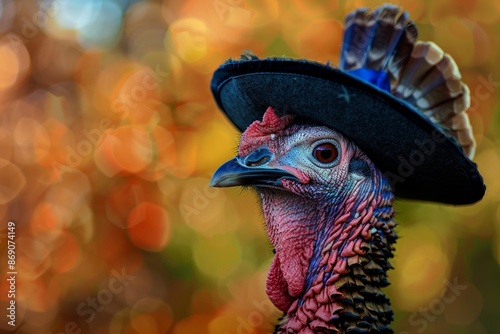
[340,4,476,159]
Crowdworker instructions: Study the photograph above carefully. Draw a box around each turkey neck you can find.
[258,171,397,334]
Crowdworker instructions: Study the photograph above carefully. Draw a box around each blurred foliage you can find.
[0,0,498,333]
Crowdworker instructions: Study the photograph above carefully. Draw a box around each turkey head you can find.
[211,106,396,333]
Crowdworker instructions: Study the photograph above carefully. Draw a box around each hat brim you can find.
[210,58,485,205]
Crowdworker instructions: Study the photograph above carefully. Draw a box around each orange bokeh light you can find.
[127,202,171,251]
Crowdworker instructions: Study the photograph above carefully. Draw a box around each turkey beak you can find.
[210,148,299,188]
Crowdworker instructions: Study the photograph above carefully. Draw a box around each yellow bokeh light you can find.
[178,176,242,237]
[193,233,242,279]
[195,119,236,173]
[392,223,451,310]
[167,18,209,63]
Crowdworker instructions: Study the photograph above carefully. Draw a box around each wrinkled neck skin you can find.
[259,167,396,334]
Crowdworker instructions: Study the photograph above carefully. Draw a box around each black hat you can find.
[210,5,485,205]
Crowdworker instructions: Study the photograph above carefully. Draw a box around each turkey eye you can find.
[313,143,338,164]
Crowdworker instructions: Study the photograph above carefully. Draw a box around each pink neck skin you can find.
[260,174,396,333]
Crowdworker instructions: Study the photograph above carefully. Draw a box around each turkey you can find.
[210,4,485,334]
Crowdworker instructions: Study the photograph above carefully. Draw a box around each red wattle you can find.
[266,218,316,313]
[266,255,292,312]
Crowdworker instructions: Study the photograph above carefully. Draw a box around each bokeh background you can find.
[0,0,499,333]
